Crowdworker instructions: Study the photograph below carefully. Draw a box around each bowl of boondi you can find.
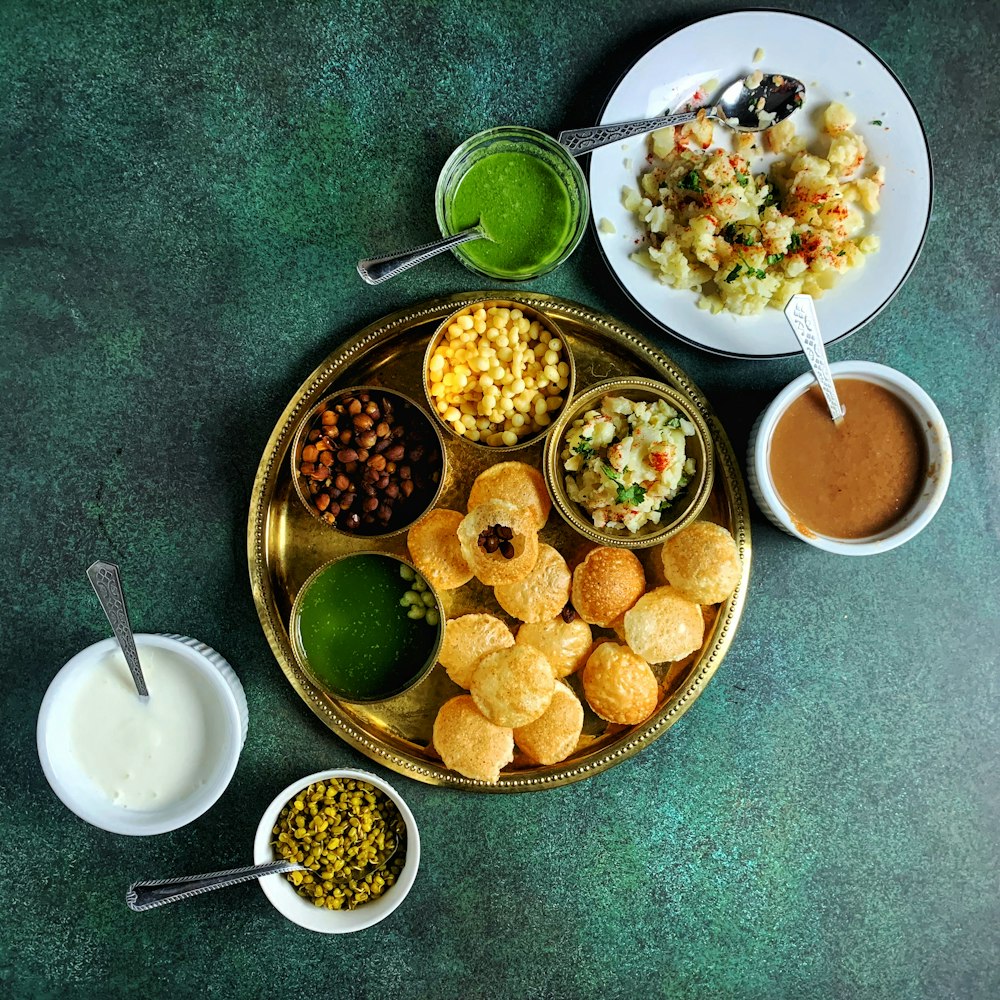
[422,299,576,451]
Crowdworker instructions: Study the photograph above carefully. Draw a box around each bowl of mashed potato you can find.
[543,378,714,547]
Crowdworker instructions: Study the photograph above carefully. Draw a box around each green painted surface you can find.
[1,1,997,998]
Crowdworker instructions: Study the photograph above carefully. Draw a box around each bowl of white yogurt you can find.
[37,633,248,836]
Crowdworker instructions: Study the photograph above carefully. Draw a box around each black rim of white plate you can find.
[586,6,934,361]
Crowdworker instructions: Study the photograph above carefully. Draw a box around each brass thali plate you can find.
[248,291,751,792]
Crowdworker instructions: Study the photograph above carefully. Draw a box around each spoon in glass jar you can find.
[557,72,805,156]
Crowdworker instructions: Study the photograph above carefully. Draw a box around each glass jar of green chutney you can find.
[435,126,589,281]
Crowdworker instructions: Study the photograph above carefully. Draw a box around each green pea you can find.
[425,608,440,627]
[412,576,427,593]
[421,591,436,607]
[399,564,415,581]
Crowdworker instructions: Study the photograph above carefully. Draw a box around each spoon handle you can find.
[357,226,485,285]
[783,294,845,422]
[558,111,698,156]
[86,560,149,698]
[126,860,305,912]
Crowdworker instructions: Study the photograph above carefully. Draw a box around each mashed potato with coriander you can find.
[624,101,884,316]
[562,395,695,533]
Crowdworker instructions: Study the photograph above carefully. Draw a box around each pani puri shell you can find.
[439,614,515,689]
[571,546,646,627]
[660,521,742,605]
[513,681,584,765]
[623,586,704,664]
[457,499,539,586]
[467,461,551,530]
[432,695,514,784]
[582,641,659,725]
[470,644,555,728]
[494,544,571,623]
[515,617,593,678]
[407,508,473,591]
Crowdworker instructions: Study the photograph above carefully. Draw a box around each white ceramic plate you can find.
[588,9,932,359]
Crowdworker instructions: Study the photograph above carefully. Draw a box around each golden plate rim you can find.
[247,291,752,792]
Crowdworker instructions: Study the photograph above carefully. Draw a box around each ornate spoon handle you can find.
[86,560,149,698]
[126,860,305,911]
[558,110,699,156]
[357,226,486,285]
[783,294,845,422]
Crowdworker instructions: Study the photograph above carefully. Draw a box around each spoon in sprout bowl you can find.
[557,72,805,156]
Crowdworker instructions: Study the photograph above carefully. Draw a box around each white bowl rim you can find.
[36,633,245,836]
[752,361,952,555]
[253,767,420,934]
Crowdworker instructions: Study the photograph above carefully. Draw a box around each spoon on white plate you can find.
[783,293,845,425]
[558,72,805,156]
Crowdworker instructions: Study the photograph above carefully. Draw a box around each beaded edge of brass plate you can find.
[248,292,751,792]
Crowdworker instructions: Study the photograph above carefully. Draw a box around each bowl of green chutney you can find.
[290,552,443,704]
[435,126,589,281]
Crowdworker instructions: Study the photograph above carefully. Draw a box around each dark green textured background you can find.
[2,1,998,997]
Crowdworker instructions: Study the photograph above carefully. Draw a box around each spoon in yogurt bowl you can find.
[557,72,805,156]
[86,560,149,698]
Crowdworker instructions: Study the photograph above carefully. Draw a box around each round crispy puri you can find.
[571,547,646,627]
[439,614,514,689]
[582,642,659,725]
[624,586,704,664]
[457,499,539,586]
[432,695,514,784]
[407,508,473,591]
[467,461,551,530]
[515,618,593,678]
[513,681,584,765]
[660,521,741,605]
[494,544,571,623]
[470,644,555,728]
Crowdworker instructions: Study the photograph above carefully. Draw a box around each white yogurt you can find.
[68,645,226,811]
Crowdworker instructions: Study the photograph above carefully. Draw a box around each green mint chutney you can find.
[294,555,439,701]
[451,151,573,277]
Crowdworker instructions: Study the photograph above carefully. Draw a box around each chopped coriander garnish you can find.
[870,119,882,125]
[725,264,742,283]
[616,483,647,506]
[836,249,846,257]
[789,232,802,252]
[667,416,682,429]
[601,463,621,483]
[572,439,595,457]
[734,171,750,188]
[766,253,784,265]
[678,170,702,193]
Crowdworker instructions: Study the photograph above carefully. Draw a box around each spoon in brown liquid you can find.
[783,294,845,424]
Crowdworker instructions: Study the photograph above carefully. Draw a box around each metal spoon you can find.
[783,293,845,424]
[357,224,487,285]
[558,72,805,156]
[126,845,399,912]
[86,560,149,698]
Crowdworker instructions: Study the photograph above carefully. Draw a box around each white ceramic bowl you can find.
[747,361,952,555]
[37,633,247,835]
[253,768,420,934]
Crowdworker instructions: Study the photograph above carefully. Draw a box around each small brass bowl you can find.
[543,377,715,549]
[291,385,447,539]
[289,552,444,704]
[422,299,576,453]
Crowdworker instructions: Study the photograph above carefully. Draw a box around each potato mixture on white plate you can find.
[562,395,695,532]
[624,100,885,316]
